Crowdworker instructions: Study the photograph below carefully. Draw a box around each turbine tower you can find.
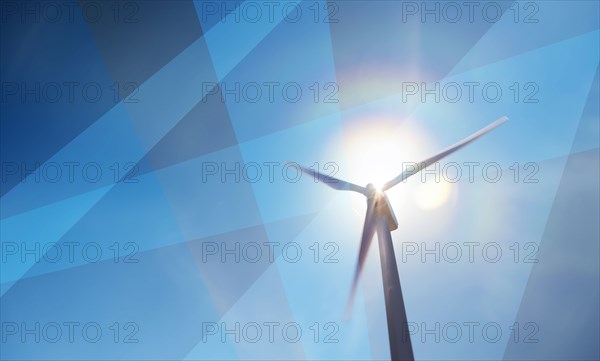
[298,116,507,361]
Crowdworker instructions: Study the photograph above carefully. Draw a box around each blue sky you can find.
[1,1,599,360]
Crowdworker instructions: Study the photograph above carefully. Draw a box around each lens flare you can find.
[412,179,455,210]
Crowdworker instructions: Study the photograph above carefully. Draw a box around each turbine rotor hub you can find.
[366,183,378,198]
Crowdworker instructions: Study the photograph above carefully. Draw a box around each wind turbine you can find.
[298,116,507,361]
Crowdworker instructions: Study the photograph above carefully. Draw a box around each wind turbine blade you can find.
[382,116,508,191]
[297,164,367,195]
[345,198,377,317]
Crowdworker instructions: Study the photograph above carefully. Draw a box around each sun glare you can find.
[329,117,456,211]
[340,118,423,188]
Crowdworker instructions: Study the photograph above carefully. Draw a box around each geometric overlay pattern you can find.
[1,1,598,360]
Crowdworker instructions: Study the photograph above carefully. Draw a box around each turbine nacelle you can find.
[365,183,398,231]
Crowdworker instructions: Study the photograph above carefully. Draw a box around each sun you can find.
[340,118,423,188]
[328,116,456,211]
